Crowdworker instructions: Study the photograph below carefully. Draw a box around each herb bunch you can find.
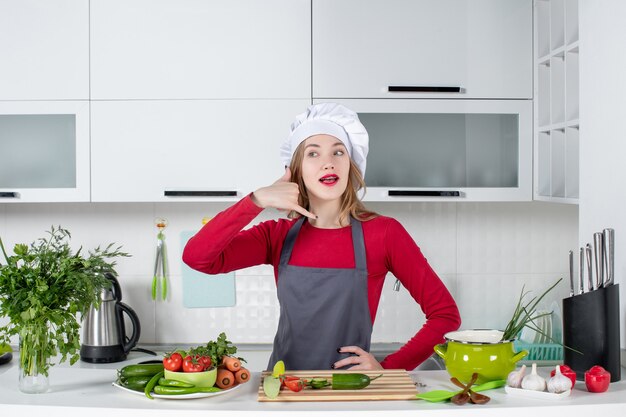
[501,277,563,342]
[188,332,242,367]
[0,226,129,376]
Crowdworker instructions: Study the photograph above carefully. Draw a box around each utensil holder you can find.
[562,284,620,382]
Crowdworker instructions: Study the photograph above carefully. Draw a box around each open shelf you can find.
[534,0,579,204]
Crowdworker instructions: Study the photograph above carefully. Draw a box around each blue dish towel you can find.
[180,231,236,308]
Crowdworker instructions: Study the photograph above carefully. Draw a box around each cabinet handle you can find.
[388,86,462,93]
[388,190,461,197]
[0,192,19,198]
[164,190,238,197]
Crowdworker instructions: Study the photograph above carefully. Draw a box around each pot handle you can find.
[511,350,528,364]
[433,343,447,360]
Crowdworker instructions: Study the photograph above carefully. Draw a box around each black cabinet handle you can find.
[0,192,19,198]
[388,190,461,197]
[388,86,462,93]
[164,190,237,197]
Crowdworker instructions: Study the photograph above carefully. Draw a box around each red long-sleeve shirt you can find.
[182,195,461,370]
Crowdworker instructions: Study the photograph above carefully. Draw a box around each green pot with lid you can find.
[434,329,528,385]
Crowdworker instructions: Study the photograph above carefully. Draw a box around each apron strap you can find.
[279,217,305,267]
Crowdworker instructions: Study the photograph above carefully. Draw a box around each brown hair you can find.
[288,142,377,225]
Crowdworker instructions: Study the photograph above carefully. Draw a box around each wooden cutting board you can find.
[257,369,418,402]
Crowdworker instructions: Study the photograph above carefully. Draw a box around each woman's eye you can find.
[307,151,319,157]
[334,150,345,156]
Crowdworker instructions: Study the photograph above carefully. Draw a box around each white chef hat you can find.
[280,103,369,177]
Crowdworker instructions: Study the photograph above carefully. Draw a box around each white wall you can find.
[0,201,577,347]
[579,0,626,349]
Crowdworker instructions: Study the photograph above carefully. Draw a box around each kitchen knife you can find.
[579,247,585,295]
[585,243,594,292]
[568,250,574,297]
[593,232,604,291]
[603,228,614,287]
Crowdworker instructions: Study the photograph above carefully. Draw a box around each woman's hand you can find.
[333,346,384,371]
[252,168,316,220]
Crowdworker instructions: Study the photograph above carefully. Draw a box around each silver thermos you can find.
[80,273,141,363]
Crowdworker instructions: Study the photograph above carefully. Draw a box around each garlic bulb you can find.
[506,364,526,388]
[547,365,573,393]
[521,363,547,391]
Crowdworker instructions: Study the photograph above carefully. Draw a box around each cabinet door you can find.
[0,0,89,100]
[0,101,90,202]
[91,100,310,202]
[313,0,532,99]
[90,0,310,100]
[317,99,532,202]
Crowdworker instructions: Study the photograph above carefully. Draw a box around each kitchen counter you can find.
[1,354,625,417]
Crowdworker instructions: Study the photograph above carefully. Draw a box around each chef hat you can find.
[280,103,369,177]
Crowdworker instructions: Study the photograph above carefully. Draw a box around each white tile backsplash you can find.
[0,201,578,348]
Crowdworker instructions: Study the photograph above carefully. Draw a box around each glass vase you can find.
[18,323,50,394]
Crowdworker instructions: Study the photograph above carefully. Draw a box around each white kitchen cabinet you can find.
[320,99,532,202]
[313,0,532,99]
[90,0,310,100]
[0,101,90,202]
[0,0,89,100]
[534,0,579,204]
[91,100,310,202]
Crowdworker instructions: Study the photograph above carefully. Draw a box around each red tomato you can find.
[182,355,205,373]
[283,377,304,392]
[550,364,577,388]
[198,355,212,370]
[163,352,183,372]
[585,365,610,393]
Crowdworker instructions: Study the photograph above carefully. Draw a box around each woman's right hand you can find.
[252,168,317,220]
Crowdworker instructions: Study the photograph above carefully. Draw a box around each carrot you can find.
[216,368,235,389]
[221,355,241,372]
[234,367,250,384]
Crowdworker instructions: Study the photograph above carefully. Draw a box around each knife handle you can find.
[593,232,604,290]
[585,244,594,292]
[568,250,574,297]
[578,248,585,295]
[603,228,614,286]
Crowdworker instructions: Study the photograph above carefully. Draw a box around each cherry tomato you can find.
[585,365,610,393]
[198,355,212,370]
[182,355,205,373]
[551,364,577,388]
[163,352,183,372]
[283,377,305,392]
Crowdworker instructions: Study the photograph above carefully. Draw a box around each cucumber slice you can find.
[263,375,281,399]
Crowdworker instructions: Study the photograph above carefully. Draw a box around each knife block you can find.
[562,284,620,382]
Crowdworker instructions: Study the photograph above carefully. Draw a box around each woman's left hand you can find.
[333,346,384,371]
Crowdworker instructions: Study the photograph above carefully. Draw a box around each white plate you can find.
[550,301,562,342]
[112,382,241,400]
[505,385,571,400]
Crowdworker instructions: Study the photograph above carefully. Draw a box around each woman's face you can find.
[300,134,350,202]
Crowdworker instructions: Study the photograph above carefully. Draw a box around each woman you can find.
[183,103,461,371]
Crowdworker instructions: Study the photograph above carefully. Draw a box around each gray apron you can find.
[267,216,372,370]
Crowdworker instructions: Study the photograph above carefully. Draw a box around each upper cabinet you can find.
[534,0,579,204]
[90,0,311,100]
[0,101,90,202]
[0,0,89,100]
[312,0,532,99]
[91,100,309,202]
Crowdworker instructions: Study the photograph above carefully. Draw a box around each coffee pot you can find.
[80,272,141,363]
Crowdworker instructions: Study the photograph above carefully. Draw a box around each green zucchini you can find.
[118,363,164,378]
[331,373,382,390]
[119,375,152,391]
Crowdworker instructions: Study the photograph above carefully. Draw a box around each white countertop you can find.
[1,353,625,417]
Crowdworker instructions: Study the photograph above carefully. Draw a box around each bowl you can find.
[164,367,217,387]
[434,329,528,384]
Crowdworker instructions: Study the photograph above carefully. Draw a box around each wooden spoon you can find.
[450,373,478,405]
[450,376,491,404]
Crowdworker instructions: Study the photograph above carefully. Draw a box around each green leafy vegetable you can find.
[0,226,129,377]
[186,332,241,368]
